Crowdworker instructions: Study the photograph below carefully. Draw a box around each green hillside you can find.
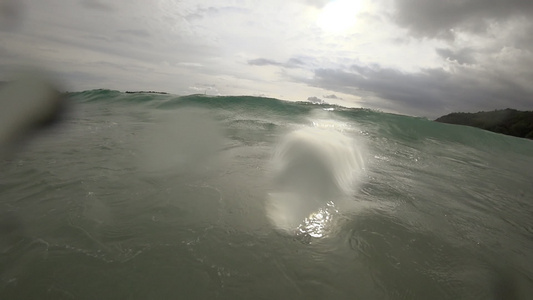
[435,109,533,139]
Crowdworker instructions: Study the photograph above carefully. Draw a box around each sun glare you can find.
[317,0,362,33]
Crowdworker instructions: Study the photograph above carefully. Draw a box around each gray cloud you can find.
[382,0,533,117]
[80,0,115,11]
[0,0,23,31]
[287,58,305,67]
[309,63,533,118]
[512,22,533,51]
[2,0,532,118]
[184,6,249,22]
[248,57,306,69]
[436,48,476,65]
[117,29,152,38]
[392,0,533,40]
[248,58,282,67]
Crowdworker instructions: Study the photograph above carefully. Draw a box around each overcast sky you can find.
[1,0,533,118]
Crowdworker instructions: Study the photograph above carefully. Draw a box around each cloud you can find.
[184,7,220,21]
[323,94,341,99]
[392,0,533,40]
[287,58,305,67]
[248,57,307,69]
[177,62,203,68]
[309,62,533,118]
[302,0,329,8]
[248,58,283,67]
[436,48,476,65]
[0,0,23,31]
[80,0,115,11]
[117,29,152,38]
[2,0,532,118]
[184,6,250,22]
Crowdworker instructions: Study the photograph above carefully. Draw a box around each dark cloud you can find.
[313,66,451,114]
[387,0,533,117]
[309,64,533,118]
[436,48,476,65]
[392,0,533,40]
[512,22,533,50]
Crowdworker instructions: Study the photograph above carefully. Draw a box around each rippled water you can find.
[1,91,532,299]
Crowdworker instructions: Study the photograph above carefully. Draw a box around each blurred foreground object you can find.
[0,76,66,154]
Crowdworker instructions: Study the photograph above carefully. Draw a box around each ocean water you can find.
[1,89,532,299]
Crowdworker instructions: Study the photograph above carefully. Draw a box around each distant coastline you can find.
[125,90,168,94]
[435,109,533,139]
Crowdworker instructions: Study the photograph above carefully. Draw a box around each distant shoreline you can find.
[435,109,533,139]
[125,91,169,95]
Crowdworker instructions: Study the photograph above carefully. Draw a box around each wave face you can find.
[1,90,533,299]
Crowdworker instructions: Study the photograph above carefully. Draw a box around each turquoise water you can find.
[1,90,532,299]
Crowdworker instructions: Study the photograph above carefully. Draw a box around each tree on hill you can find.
[435,109,533,139]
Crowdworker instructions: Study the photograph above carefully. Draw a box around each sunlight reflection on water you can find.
[297,201,338,238]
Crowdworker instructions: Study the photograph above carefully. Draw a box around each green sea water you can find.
[1,90,532,299]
